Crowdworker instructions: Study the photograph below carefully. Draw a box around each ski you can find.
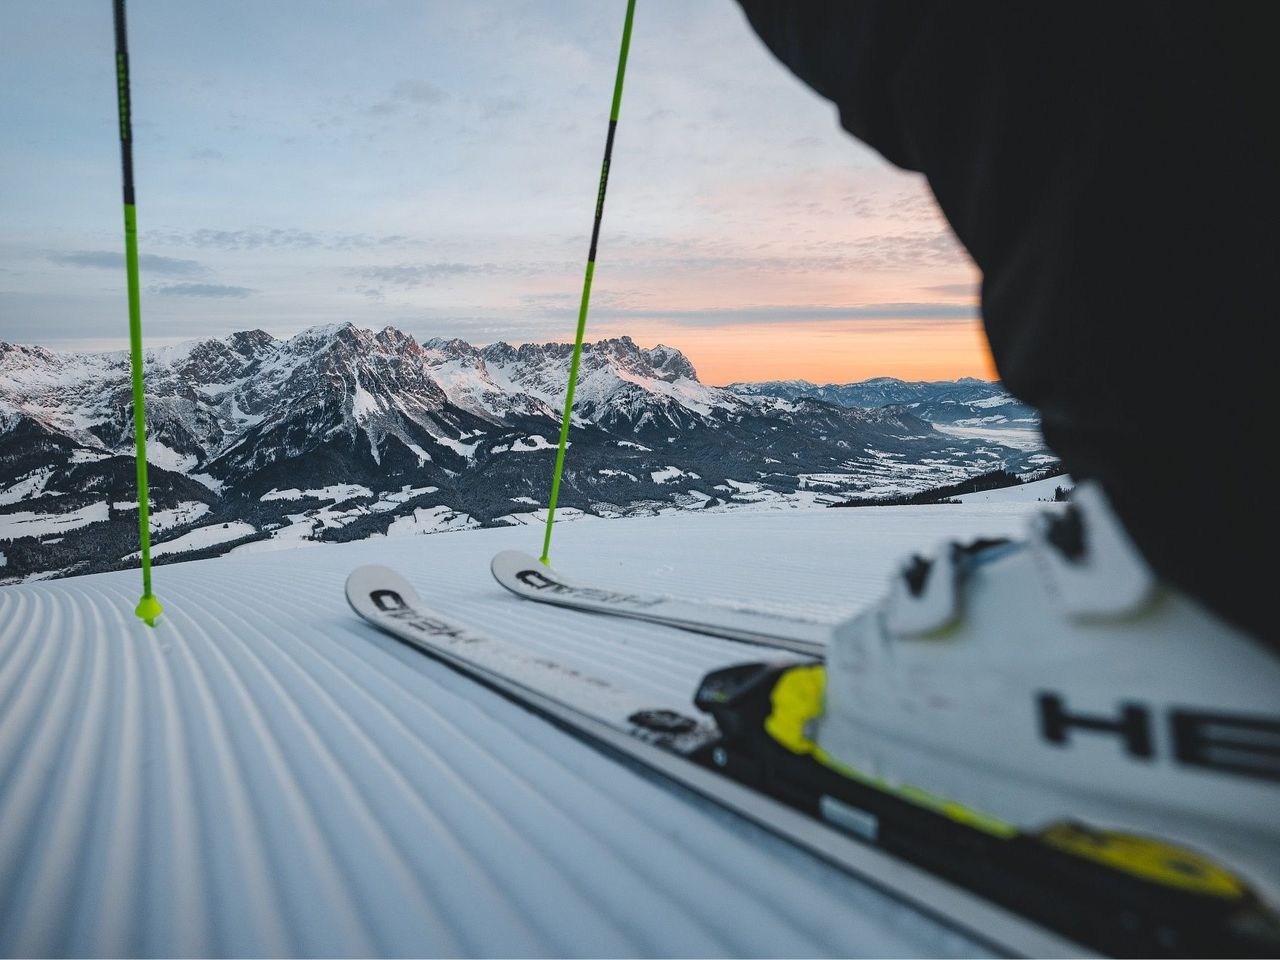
[346,563,1090,957]
[349,564,1280,956]
[490,550,829,656]
[346,563,721,753]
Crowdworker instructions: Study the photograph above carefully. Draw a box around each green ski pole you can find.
[541,0,637,565]
[113,0,163,626]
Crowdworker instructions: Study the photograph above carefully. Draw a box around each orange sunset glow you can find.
[510,162,996,386]
[636,318,998,386]
[5,0,998,393]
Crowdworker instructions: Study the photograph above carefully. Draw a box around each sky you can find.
[0,0,992,386]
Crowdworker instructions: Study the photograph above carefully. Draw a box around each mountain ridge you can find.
[0,323,1049,581]
[726,375,1038,428]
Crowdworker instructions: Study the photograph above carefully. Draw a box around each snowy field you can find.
[953,473,1069,504]
[0,500,108,540]
[0,503,1056,957]
[933,423,1045,451]
[126,520,257,560]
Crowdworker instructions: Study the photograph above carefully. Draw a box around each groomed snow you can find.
[0,504,1059,956]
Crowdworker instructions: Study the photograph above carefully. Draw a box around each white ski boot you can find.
[695,482,1280,954]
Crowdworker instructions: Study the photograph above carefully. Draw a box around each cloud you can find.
[791,230,968,271]
[149,282,253,299]
[599,226,968,277]
[364,79,448,116]
[392,79,447,104]
[883,190,946,223]
[520,288,654,314]
[148,228,420,252]
[48,250,206,276]
[351,261,499,287]
[609,236,965,277]
[480,96,524,119]
[577,302,980,327]
[925,282,978,297]
[191,147,225,161]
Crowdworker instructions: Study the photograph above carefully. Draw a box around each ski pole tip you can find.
[134,593,164,627]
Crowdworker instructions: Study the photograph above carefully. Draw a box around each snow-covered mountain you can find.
[0,323,1051,580]
[728,376,1040,431]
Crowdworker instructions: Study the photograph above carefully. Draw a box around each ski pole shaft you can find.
[541,0,636,565]
[113,0,163,626]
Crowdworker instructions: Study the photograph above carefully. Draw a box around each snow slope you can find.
[128,520,257,559]
[0,504,1054,957]
[953,474,1071,504]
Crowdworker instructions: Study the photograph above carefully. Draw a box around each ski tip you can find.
[490,549,546,586]
[345,564,419,607]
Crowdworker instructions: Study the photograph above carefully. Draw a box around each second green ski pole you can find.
[541,0,637,565]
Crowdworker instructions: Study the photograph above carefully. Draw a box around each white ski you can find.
[490,550,829,656]
[345,563,718,753]
[344,562,1083,959]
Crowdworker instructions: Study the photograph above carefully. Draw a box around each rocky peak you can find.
[643,343,699,383]
[375,326,421,355]
[227,329,277,357]
[422,337,483,363]
[0,341,61,367]
[478,341,517,364]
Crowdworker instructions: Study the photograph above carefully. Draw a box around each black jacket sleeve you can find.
[735,1,1277,640]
